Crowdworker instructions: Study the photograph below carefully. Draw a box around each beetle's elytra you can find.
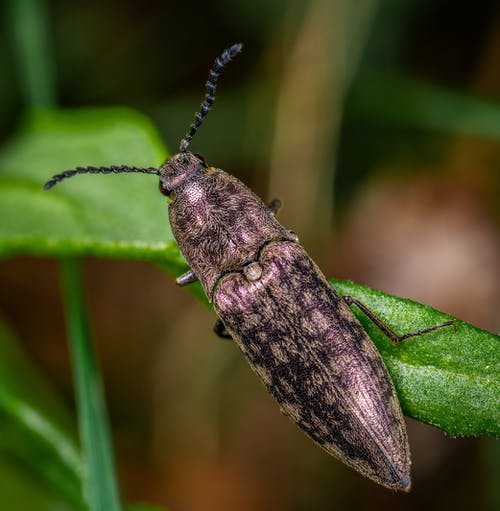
[44,43,455,491]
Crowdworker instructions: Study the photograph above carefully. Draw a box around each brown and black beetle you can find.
[45,44,455,491]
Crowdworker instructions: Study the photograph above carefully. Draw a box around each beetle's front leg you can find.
[343,295,456,343]
[268,198,298,241]
[176,270,198,286]
[268,198,281,216]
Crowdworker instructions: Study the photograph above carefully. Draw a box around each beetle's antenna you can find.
[179,43,243,153]
[43,165,160,190]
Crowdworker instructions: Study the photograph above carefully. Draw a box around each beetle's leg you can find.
[268,198,281,216]
[176,270,198,286]
[343,296,456,344]
[214,319,232,339]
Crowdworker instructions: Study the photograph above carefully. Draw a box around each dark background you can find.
[0,1,499,510]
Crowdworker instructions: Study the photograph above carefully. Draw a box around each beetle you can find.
[44,44,454,491]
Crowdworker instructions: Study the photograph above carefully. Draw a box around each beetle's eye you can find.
[194,153,207,166]
[159,180,170,196]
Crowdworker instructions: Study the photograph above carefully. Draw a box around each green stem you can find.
[60,259,122,511]
[6,0,57,108]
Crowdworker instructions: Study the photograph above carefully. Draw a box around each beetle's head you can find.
[158,152,207,196]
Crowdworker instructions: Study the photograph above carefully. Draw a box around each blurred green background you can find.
[0,0,499,510]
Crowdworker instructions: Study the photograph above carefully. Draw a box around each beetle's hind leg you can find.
[214,319,232,339]
[343,296,456,343]
[176,270,198,286]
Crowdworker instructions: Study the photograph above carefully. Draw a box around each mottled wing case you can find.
[214,241,410,490]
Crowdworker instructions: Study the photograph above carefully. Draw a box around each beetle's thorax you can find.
[168,169,296,300]
[158,152,207,196]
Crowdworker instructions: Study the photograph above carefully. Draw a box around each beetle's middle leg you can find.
[343,296,456,343]
[214,318,232,339]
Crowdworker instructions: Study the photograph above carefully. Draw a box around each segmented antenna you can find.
[179,43,243,153]
[43,44,242,190]
[43,165,159,190]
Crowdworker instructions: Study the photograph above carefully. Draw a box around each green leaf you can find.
[0,315,85,509]
[0,107,185,268]
[0,457,72,511]
[331,279,500,437]
[61,258,122,511]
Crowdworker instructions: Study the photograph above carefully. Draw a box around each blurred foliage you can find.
[0,314,84,509]
[1,0,499,510]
